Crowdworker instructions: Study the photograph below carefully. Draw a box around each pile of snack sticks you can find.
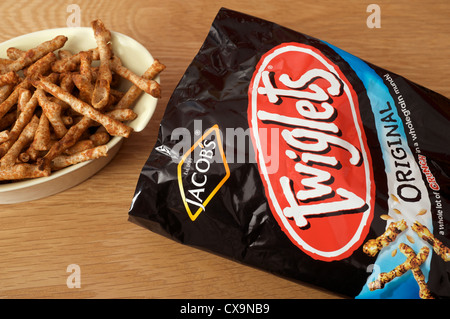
[0,19,165,182]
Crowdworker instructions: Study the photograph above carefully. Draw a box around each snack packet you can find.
[129,8,450,298]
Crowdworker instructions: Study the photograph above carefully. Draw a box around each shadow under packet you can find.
[128,8,450,299]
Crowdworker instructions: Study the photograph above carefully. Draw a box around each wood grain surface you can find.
[0,0,448,299]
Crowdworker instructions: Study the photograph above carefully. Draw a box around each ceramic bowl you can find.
[0,27,159,204]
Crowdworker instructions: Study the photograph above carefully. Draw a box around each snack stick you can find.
[0,130,9,143]
[52,144,108,169]
[412,221,450,262]
[91,58,111,109]
[34,77,132,137]
[105,108,137,122]
[50,73,73,111]
[51,48,99,73]
[0,91,38,157]
[59,72,75,94]
[25,52,57,80]
[87,48,101,60]
[43,72,59,84]
[79,51,93,80]
[400,244,434,299]
[64,139,95,155]
[58,50,73,60]
[0,112,16,130]
[110,56,161,98]
[25,114,52,161]
[0,58,13,66]
[0,71,20,86]
[91,19,112,109]
[0,84,14,104]
[0,115,39,168]
[368,244,429,291]
[399,244,434,299]
[15,90,38,134]
[0,79,31,120]
[24,52,57,79]
[35,88,67,138]
[48,96,69,112]
[72,51,95,103]
[11,47,70,68]
[0,35,67,74]
[72,73,94,103]
[363,219,407,257]
[398,243,430,268]
[41,116,92,165]
[89,131,110,146]
[110,59,166,109]
[142,59,166,83]
[31,113,51,151]
[18,151,30,163]
[51,59,78,73]
[6,47,25,60]
[0,162,50,181]
[91,20,112,61]
[24,145,39,162]
[411,268,434,299]
[86,65,98,83]
[17,88,32,112]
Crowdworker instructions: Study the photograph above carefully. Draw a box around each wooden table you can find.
[0,0,448,299]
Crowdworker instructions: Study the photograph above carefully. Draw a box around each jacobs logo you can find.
[248,43,375,261]
[177,125,230,221]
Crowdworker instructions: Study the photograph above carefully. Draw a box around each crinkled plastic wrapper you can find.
[129,8,450,298]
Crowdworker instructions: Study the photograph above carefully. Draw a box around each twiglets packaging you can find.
[129,8,450,298]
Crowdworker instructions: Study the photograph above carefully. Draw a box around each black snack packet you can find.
[129,8,450,298]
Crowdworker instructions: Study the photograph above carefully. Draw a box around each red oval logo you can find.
[248,43,375,261]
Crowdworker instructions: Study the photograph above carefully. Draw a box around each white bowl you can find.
[0,27,159,204]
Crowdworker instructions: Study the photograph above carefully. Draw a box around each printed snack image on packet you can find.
[128,8,450,299]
